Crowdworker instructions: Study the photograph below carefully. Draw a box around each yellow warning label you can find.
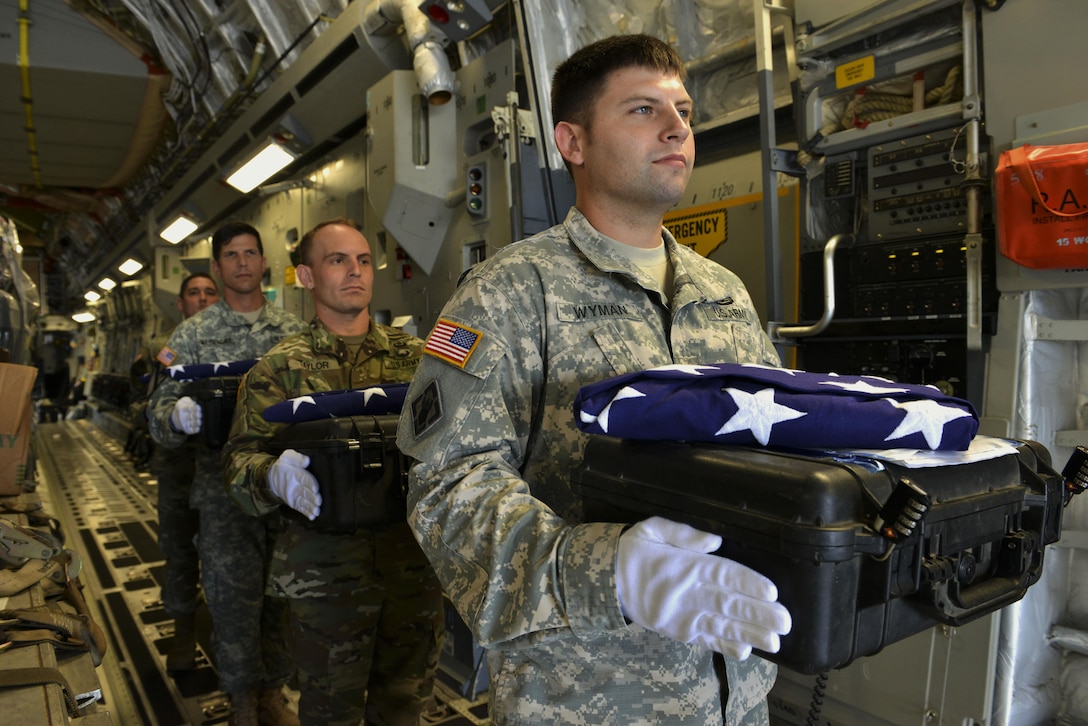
[835,56,875,89]
[664,201,728,258]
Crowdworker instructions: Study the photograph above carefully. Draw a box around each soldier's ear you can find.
[296,264,315,290]
[555,121,586,167]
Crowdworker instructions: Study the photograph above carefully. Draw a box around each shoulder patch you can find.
[411,379,443,438]
[423,319,482,368]
[157,346,177,366]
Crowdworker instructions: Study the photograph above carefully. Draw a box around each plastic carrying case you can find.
[573,437,1071,674]
[188,376,242,450]
[270,414,407,533]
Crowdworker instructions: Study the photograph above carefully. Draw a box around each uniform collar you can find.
[309,317,394,356]
[212,298,267,322]
[563,207,734,305]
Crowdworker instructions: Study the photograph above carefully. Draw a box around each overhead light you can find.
[98,277,117,291]
[160,213,200,244]
[118,258,144,276]
[226,139,298,193]
[72,311,96,324]
[84,290,101,302]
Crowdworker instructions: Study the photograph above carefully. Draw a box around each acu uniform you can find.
[147,328,201,623]
[148,299,306,696]
[397,208,781,725]
[223,318,445,726]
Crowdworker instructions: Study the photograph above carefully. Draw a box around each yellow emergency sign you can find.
[664,201,729,258]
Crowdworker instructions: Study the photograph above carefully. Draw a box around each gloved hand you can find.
[169,396,202,435]
[616,516,792,660]
[268,449,322,520]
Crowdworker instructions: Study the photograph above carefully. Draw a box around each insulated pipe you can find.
[364,0,455,105]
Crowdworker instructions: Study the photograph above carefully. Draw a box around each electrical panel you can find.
[790,2,993,407]
[867,127,976,241]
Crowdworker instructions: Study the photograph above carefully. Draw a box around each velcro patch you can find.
[157,346,177,367]
[411,379,443,438]
[424,319,482,368]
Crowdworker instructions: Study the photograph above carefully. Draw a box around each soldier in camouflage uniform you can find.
[148,272,218,672]
[223,219,444,726]
[396,34,792,725]
[148,222,306,726]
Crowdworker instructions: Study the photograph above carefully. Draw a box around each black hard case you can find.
[270,414,408,533]
[188,376,242,450]
[573,437,1065,674]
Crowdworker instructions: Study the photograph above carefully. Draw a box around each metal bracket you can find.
[491,95,537,146]
[770,147,805,177]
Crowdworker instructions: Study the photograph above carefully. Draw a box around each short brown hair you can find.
[551,34,687,132]
[297,218,360,266]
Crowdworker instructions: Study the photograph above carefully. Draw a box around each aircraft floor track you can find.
[36,419,224,725]
[34,418,489,725]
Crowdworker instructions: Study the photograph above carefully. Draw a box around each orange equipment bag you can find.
[995,142,1088,269]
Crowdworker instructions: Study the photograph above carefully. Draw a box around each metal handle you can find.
[770,233,852,340]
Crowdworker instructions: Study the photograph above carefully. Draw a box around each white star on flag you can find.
[883,398,973,449]
[167,364,187,375]
[212,361,232,373]
[290,395,316,413]
[359,386,390,406]
[715,387,807,445]
[818,379,909,395]
[579,385,646,433]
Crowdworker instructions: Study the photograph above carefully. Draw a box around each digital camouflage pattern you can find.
[143,328,201,618]
[397,208,781,725]
[223,318,444,725]
[148,298,306,694]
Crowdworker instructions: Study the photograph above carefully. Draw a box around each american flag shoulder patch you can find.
[424,319,482,368]
[157,346,177,367]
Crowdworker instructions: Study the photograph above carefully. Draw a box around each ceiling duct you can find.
[86,0,417,290]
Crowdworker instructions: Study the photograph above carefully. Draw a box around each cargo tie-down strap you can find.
[262,384,409,423]
[0,666,81,717]
[574,363,978,451]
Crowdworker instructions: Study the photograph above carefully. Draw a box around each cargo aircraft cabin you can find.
[0,0,1087,724]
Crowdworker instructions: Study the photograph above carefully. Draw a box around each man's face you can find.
[212,233,266,296]
[177,277,219,319]
[563,66,694,211]
[297,224,374,318]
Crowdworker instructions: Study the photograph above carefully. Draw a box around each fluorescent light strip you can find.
[226,142,297,193]
[160,215,199,244]
[118,258,144,276]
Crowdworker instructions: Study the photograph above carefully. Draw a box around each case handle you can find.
[923,530,1042,623]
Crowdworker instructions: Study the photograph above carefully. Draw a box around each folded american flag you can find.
[262,384,409,423]
[166,359,258,381]
[574,363,978,451]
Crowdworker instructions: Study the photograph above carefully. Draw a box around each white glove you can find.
[169,396,202,434]
[616,516,792,660]
[268,449,322,520]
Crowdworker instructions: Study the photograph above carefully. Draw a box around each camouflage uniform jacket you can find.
[223,317,422,516]
[222,318,424,596]
[146,326,195,470]
[397,208,781,725]
[147,299,306,502]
